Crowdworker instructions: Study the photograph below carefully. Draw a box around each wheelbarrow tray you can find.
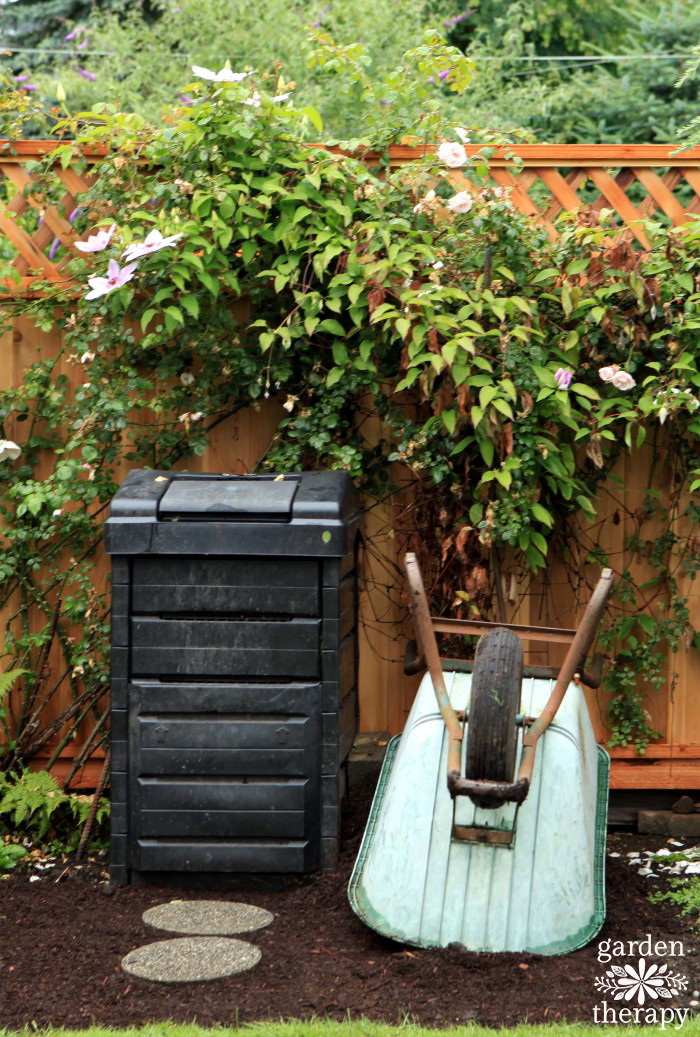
[348,669,609,954]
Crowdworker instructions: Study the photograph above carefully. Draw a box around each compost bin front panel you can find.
[130,556,320,615]
[128,681,321,872]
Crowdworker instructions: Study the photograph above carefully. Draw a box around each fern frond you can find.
[0,669,26,702]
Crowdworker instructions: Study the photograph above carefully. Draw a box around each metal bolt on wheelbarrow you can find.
[348,555,615,954]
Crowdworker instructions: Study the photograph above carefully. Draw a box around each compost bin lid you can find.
[158,476,298,521]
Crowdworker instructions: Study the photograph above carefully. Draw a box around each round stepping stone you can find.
[121,937,260,983]
[142,900,274,935]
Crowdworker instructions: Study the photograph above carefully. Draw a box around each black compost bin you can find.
[106,470,360,884]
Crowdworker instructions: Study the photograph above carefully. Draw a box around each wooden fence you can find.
[3,141,700,790]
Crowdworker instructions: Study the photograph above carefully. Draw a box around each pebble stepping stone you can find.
[121,937,261,983]
[142,900,274,935]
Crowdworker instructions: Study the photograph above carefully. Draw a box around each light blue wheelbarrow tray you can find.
[348,669,609,955]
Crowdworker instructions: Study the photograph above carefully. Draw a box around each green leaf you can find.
[318,318,345,336]
[441,409,456,434]
[571,383,600,400]
[496,265,515,281]
[198,271,219,297]
[165,306,184,327]
[479,385,497,409]
[531,503,553,527]
[302,106,324,133]
[492,398,513,419]
[292,206,314,225]
[140,308,156,333]
[561,283,572,316]
[242,241,257,265]
[530,267,558,284]
[326,367,344,387]
[348,283,362,306]
[638,614,656,636]
[332,341,348,366]
[396,317,411,339]
[567,258,589,276]
[530,530,548,555]
[181,295,199,320]
[479,438,494,466]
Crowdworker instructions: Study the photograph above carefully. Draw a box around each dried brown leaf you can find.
[586,437,604,469]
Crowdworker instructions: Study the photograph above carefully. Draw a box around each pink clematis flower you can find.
[437,140,467,168]
[192,65,248,82]
[122,229,183,263]
[554,367,572,390]
[75,223,116,253]
[85,258,137,300]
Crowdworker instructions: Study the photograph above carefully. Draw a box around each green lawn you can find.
[4,1022,700,1037]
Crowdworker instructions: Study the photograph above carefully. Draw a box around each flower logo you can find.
[594,959,687,1005]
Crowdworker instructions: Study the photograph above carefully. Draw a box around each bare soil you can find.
[0,798,698,1030]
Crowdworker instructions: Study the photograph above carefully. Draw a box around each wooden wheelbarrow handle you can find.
[404,553,465,785]
[516,567,615,790]
[403,553,615,802]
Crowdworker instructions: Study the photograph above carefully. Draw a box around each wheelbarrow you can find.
[348,554,615,954]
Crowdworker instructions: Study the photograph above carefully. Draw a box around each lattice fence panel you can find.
[0,143,99,293]
[1,143,700,289]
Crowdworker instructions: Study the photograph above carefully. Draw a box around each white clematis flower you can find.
[123,230,183,263]
[192,66,249,82]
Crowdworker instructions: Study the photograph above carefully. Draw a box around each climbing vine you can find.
[1,32,700,766]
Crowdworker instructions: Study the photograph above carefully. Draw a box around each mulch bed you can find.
[1,795,699,1030]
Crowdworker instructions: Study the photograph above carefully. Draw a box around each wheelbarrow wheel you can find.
[466,628,523,803]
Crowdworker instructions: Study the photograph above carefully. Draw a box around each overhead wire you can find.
[0,46,696,61]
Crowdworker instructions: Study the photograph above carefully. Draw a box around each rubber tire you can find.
[465,628,523,787]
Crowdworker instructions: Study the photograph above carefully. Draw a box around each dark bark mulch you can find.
[1,796,698,1030]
